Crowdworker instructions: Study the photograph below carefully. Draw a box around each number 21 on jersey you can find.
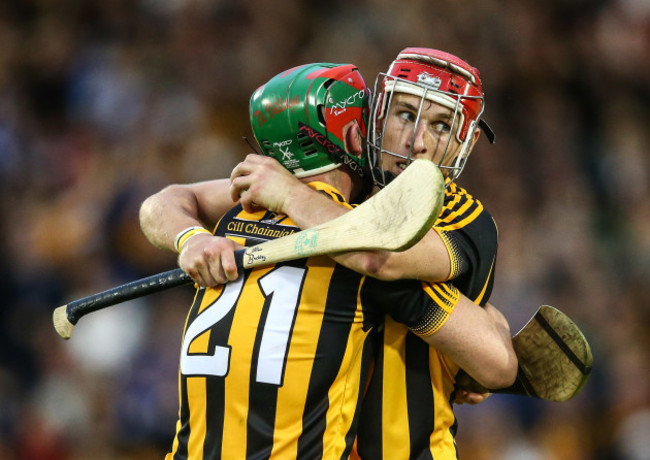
[180,266,307,386]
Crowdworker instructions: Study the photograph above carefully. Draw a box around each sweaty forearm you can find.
[281,186,399,277]
[423,296,517,389]
[283,185,451,281]
[484,303,514,357]
[140,179,236,252]
[282,184,349,229]
[333,235,451,281]
[139,185,208,252]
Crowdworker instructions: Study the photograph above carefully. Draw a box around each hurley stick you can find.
[457,305,593,402]
[53,159,445,340]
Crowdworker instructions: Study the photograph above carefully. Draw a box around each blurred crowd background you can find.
[1,0,648,459]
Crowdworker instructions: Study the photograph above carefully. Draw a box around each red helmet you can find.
[386,48,484,142]
[368,48,494,185]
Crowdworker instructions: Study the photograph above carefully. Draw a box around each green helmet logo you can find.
[249,63,369,178]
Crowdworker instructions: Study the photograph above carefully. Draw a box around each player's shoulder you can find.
[309,181,354,210]
[435,182,493,231]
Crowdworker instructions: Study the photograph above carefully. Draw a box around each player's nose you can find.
[409,123,429,156]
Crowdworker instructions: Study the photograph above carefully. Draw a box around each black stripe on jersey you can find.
[296,265,366,459]
[404,334,435,460]
[202,272,250,459]
[245,317,277,460]
[203,375,226,460]
[342,339,376,459]
[317,188,346,205]
[172,288,206,460]
[354,328,385,460]
[246,259,309,459]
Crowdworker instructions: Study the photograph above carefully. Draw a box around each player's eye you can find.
[432,121,451,134]
[397,110,416,123]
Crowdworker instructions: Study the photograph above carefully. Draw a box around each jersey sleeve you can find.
[361,277,459,337]
[435,183,498,304]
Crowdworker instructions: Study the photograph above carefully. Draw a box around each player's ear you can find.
[471,126,481,148]
[462,127,482,163]
[342,121,363,159]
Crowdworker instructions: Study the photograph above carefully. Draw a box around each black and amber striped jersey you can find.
[165,182,462,460]
[354,181,498,460]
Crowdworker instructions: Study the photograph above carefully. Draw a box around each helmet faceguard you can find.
[367,48,494,187]
[250,63,370,178]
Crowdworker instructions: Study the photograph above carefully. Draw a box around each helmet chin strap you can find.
[327,146,367,180]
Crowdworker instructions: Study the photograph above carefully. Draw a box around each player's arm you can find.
[424,298,516,389]
[367,278,517,389]
[231,154,452,281]
[139,179,242,285]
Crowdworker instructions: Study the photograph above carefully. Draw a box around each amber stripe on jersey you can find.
[410,282,459,337]
[435,182,484,232]
[167,181,389,460]
[353,180,498,460]
[167,259,377,459]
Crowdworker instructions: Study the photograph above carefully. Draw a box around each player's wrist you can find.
[174,226,212,253]
[284,182,322,217]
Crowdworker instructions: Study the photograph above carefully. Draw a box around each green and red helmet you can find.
[249,63,369,178]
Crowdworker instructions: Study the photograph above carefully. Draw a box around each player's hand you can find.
[230,154,303,214]
[454,388,492,405]
[454,370,492,405]
[178,233,243,286]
